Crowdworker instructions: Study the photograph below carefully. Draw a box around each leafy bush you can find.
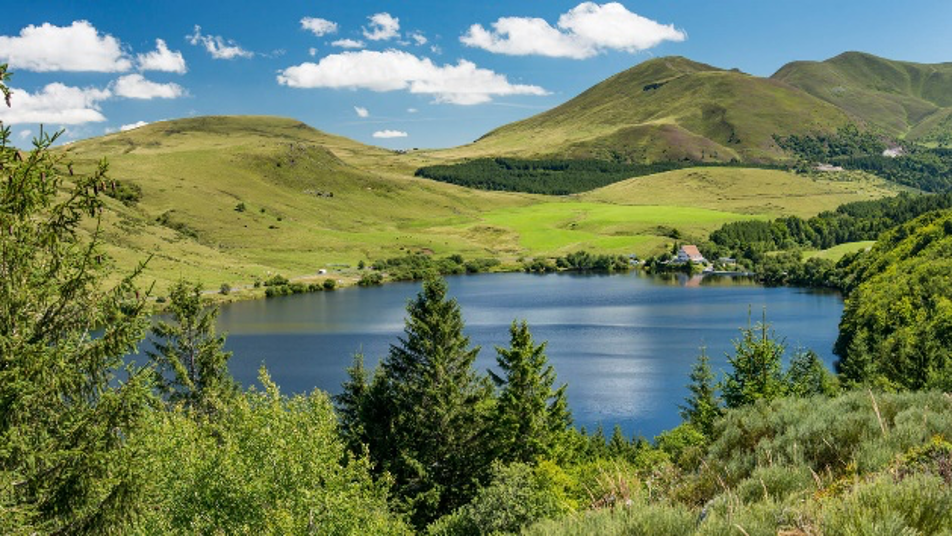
[322,278,337,291]
[358,272,384,286]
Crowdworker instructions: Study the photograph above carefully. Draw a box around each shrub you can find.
[219,283,231,295]
[358,272,383,286]
[264,274,289,287]
[322,278,337,291]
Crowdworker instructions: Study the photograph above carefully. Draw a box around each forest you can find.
[3,65,952,535]
[774,125,952,192]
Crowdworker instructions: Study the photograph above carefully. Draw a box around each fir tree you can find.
[490,320,570,463]
[147,280,235,410]
[679,348,723,437]
[786,349,838,397]
[361,276,493,528]
[0,65,153,534]
[721,313,787,408]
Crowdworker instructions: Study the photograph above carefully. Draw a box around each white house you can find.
[676,245,706,264]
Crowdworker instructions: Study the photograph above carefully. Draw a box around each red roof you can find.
[680,245,704,259]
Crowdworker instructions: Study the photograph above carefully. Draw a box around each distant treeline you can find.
[415,158,686,195]
[416,158,781,195]
[710,191,952,254]
[371,253,500,281]
[774,125,952,192]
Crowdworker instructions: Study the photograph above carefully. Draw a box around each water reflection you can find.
[215,271,843,437]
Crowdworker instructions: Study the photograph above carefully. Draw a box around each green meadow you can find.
[60,116,902,296]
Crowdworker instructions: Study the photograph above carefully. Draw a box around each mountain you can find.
[58,115,897,294]
[441,56,851,163]
[772,51,952,144]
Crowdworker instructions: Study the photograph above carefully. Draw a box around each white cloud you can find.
[137,39,187,73]
[187,25,253,60]
[120,120,149,131]
[411,32,428,46]
[112,74,185,99]
[276,49,548,105]
[18,129,33,140]
[0,83,110,125]
[301,17,338,37]
[309,47,318,57]
[407,108,418,113]
[363,13,400,41]
[373,130,407,138]
[354,106,369,118]
[332,38,365,49]
[430,45,442,55]
[461,2,685,59]
[0,20,131,72]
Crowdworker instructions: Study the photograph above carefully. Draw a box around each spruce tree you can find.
[490,320,570,463]
[679,348,723,436]
[147,280,235,410]
[721,314,787,408]
[786,349,838,397]
[0,65,153,534]
[362,275,492,528]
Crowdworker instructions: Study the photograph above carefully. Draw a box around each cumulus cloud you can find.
[187,25,253,60]
[276,49,548,105]
[18,129,33,140]
[0,83,110,125]
[354,106,369,118]
[112,74,185,99]
[363,13,400,41]
[301,17,338,37]
[309,47,318,57]
[0,20,131,72]
[137,39,187,73]
[461,2,685,59]
[332,38,365,49]
[373,130,407,138]
[411,32,428,46]
[120,120,149,131]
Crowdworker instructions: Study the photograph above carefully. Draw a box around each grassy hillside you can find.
[59,116,902,295]
[773,51,952,142]
[434,56,850,163]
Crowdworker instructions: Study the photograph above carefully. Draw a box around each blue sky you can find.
[2,1,951,149]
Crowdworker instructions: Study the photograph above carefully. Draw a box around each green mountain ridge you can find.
[772,51,952,144]
[442,56,853,163]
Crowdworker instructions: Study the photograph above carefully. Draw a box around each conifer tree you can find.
[0,65,152,534]
[679,348,723,436]
[721,314,787,408]
[361,275,493,528]
[786,349,838,397]
[147,280,235,409]
[490,320,570,463]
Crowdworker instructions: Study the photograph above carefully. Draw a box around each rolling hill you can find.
[57,114,901,295]
[436,56,852,163]
[772,51,952,144]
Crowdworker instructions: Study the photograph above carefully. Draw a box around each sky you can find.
[2,0,951,149]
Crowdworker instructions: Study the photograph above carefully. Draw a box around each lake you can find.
[216,271,844,438]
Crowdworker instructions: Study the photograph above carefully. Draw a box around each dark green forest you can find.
[3,65,952,535]
[774,125,952,192]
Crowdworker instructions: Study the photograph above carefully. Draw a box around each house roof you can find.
[680,245,703,259]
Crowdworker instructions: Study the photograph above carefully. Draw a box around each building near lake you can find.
[676,245,706,264]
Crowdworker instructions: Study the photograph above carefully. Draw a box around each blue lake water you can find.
[215,271,844,438]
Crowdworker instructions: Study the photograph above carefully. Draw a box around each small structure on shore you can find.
[676,245,706,264]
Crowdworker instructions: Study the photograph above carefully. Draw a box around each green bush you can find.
[322,278,337,291]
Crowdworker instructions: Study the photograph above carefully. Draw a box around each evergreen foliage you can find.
[721,315,787,408]
[678,349,723,436]
[0,65,153,534]
[147,280,236,409]
[490,321,571,463]
[349,276,494,528]
[786,349,838,397]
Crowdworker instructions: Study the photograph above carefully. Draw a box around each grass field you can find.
[59,116,904,296]
[802,241,876,261]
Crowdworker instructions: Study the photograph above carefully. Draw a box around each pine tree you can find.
[334,351,370,454]
[679,348,723,436]
[490,320,570,463]
[0,65,153,534]
[786,349,838,397]
[362,275,493,528]
[721,314,787,408]
[147,280,235,410]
